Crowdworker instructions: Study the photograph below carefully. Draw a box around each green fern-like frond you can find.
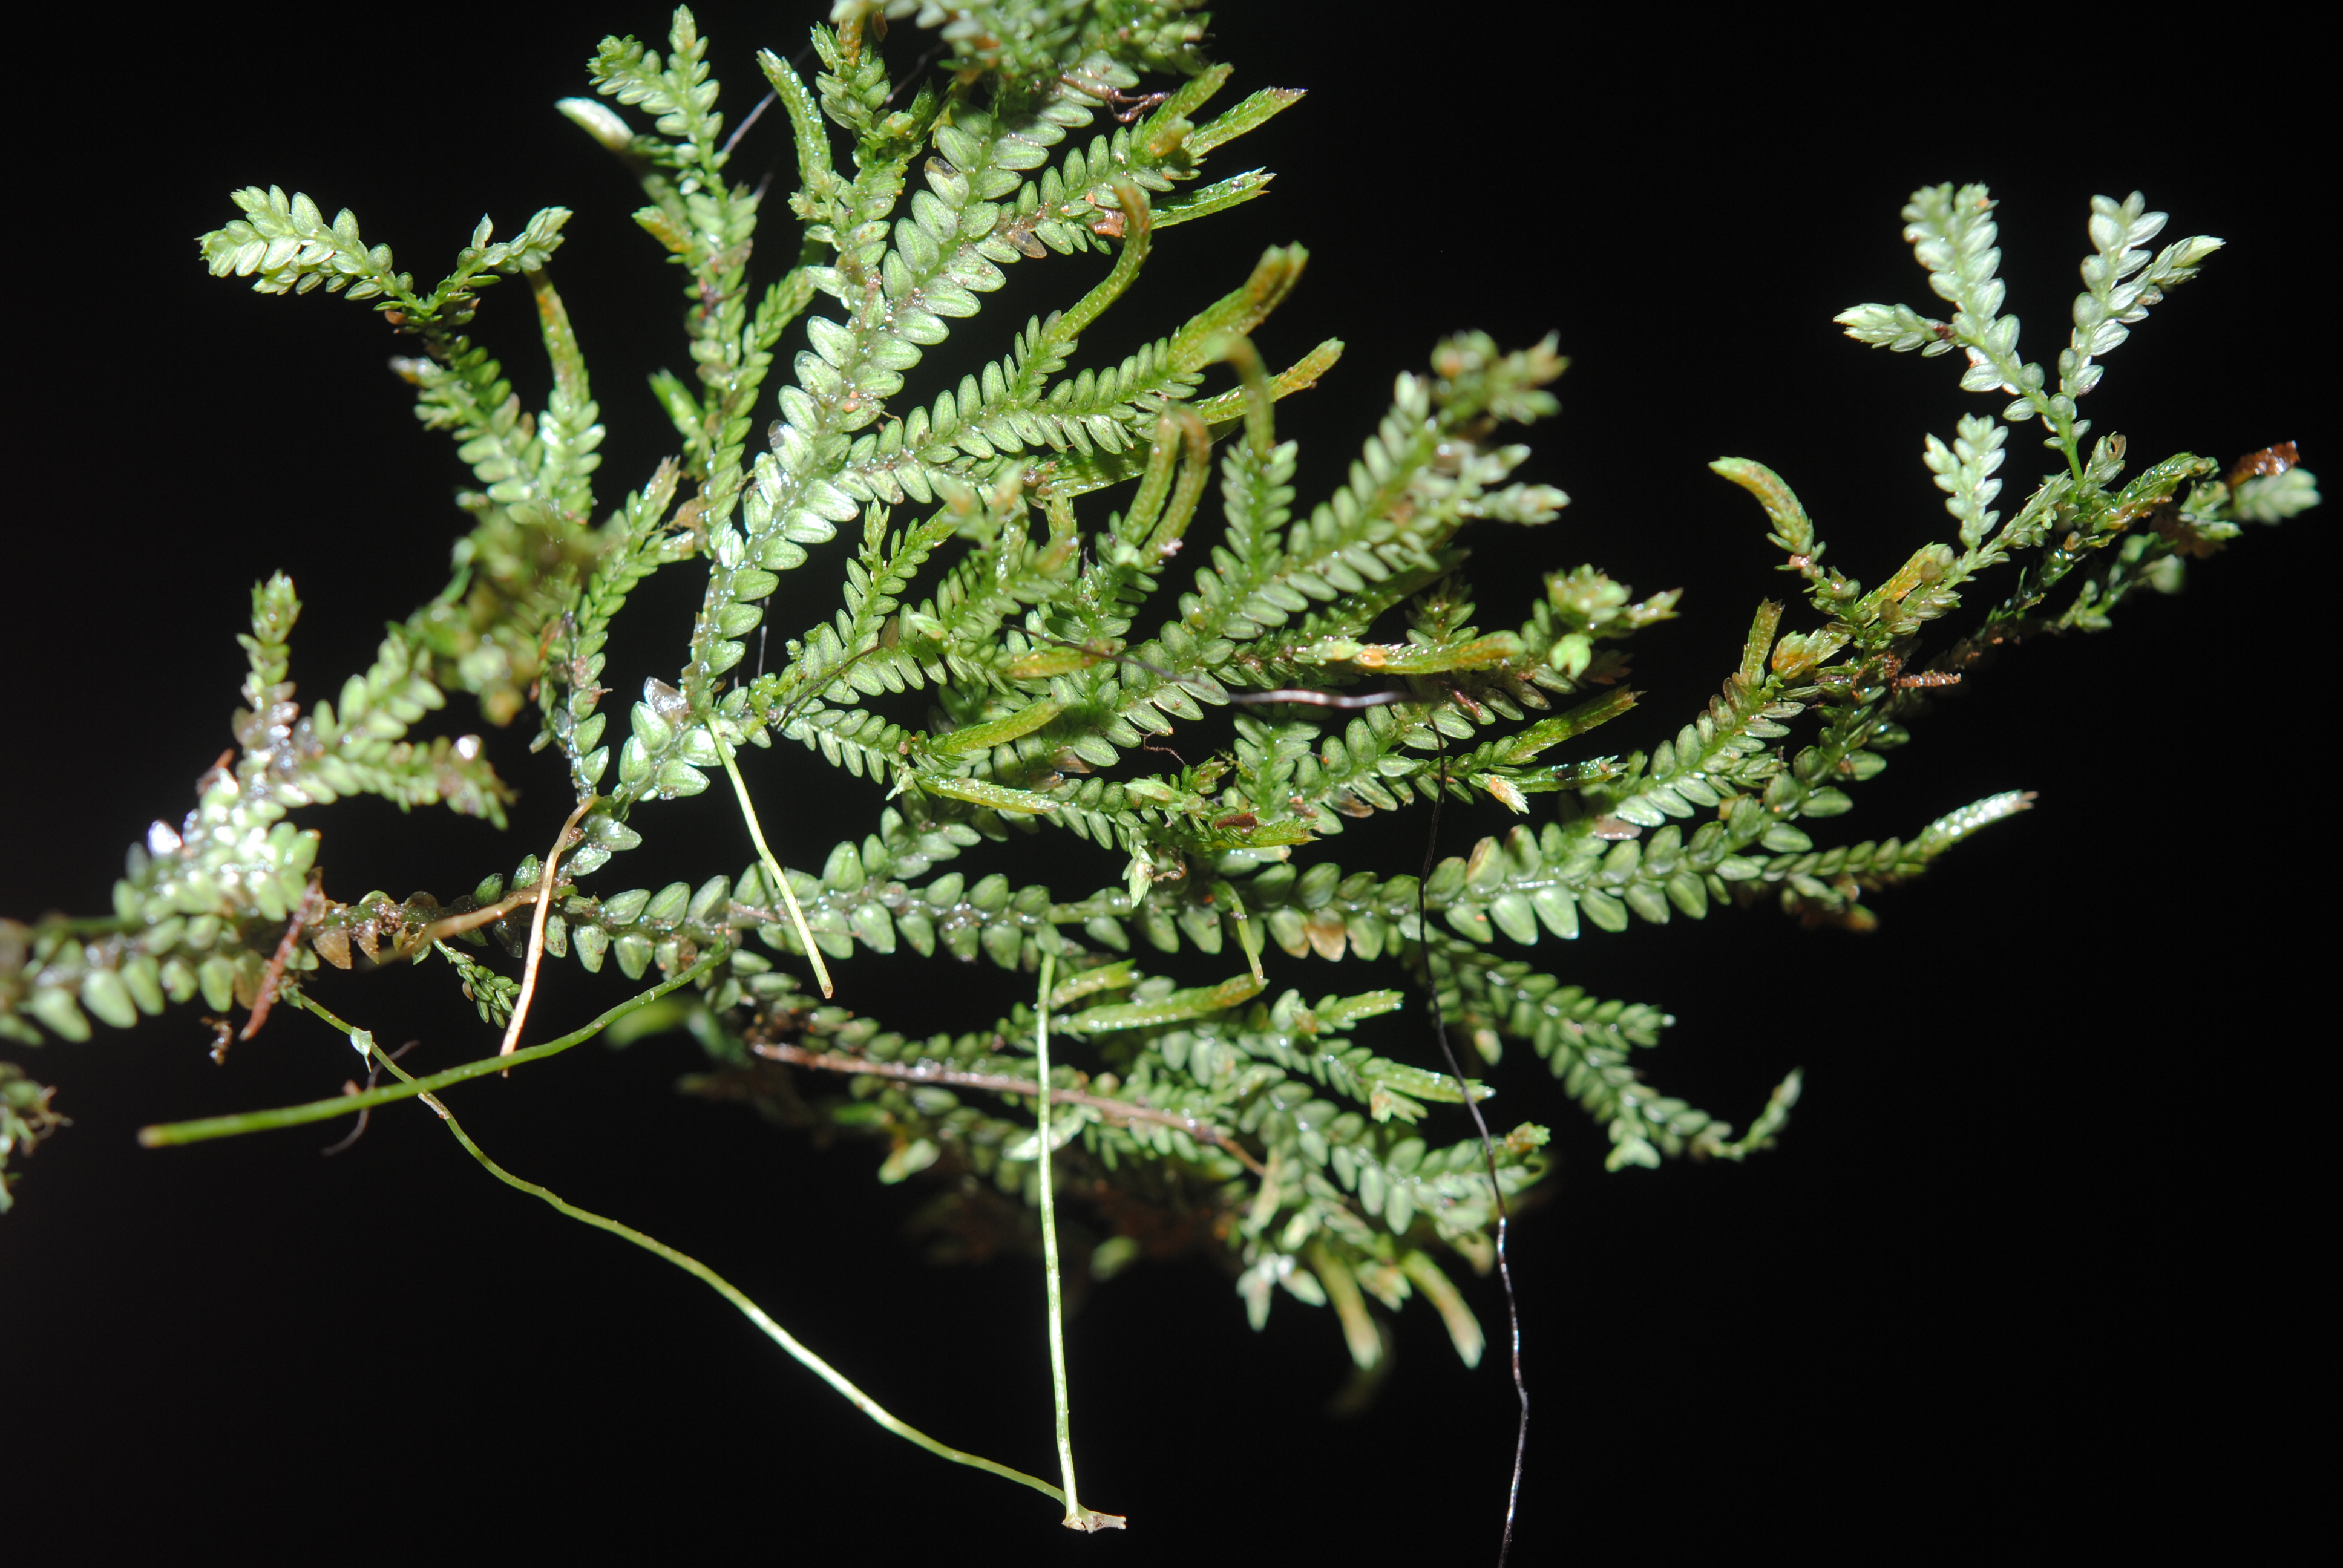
[4,11,2321,1529]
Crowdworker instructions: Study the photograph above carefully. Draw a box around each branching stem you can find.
[752,1037,1269,1179]
[137,950,727,1148]
[393,880,576,964]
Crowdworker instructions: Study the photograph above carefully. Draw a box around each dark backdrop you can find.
[2,4,2323,1560]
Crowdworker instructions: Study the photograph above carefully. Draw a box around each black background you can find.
[2,4,2325,1560]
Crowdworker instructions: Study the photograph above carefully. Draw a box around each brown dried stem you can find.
[392,882,574,962]
[750,1039,1270,1180]
[500,794,600,1058]
[240,880,326,1041]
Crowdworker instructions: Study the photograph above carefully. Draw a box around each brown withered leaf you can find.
[1302,910,1349,962]
[2227,440,2299,489]
[2150,507,2228,560]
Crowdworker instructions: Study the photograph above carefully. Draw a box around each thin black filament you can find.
[1417,725,1529,1564]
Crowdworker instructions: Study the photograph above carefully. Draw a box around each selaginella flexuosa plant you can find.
[0,0,2317,1538]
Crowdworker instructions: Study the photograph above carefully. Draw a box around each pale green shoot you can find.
[715,730,834,998]
[1033,950,1123,1532]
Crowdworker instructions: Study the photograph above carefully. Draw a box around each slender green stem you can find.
[355,1042,1069,1511]
[278,988,365,1039]
[136,949,727,1148]
[715,730,834,999]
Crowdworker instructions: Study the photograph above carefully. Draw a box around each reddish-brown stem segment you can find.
[392,881,575,963]
[240,880,326,1041]
[750,1039,1271,1180]
[500,794,600,1058]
